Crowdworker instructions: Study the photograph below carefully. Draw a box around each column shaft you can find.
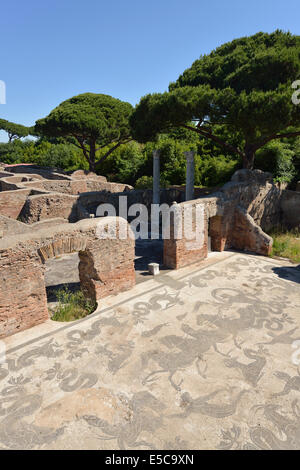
[185,151,195,201]
[153,150,160,205]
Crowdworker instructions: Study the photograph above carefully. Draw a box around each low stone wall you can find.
[0,215,33,237]
[85,180,132,193]
[0,189,33,219]
[77,188,185,219]
[4,164,71,180]
[19,193,79,223]
[0,168,134,224]
[281,190,300,229]
[22,179,131,195]
[0,218,135,338]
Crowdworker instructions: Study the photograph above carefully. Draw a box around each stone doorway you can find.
[134,238,165,282]
[44,252,81,313]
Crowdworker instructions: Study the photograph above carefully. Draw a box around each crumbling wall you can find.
[163,200,210,269]
[218,170,282,231]
[229,207,273,256]
[163,173,276,269]
[281,190,300,229]
[4,164,71,180]
[19,193,79,223]
[0,215,33,237]
[0,189,33,219]
[0,166,134,224]
[0,247,49,338]
[0,218,135,338]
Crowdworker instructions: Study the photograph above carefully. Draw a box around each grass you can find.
[269,229,300,264]
[51,287,97,322]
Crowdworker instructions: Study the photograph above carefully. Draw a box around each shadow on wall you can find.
[272,265,300,284]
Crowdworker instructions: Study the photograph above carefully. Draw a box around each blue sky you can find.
[0,0,299,141]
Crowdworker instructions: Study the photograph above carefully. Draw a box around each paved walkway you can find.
[1,252,300,450]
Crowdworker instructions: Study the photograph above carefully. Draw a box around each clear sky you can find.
[0,0,299,141]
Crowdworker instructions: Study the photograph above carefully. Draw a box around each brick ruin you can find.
[0,164,299,338]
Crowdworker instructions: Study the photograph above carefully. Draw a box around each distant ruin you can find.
[0,163,299,338]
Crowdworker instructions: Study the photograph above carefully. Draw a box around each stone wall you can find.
[217,170,282,232]
[75,188,185,218]
[22,179,131,195]
[4,164,71,180]
[229,207,273,256]
[0,189,33,219]
[0,218,135,338]
[0,247,49,338]
[0,215,33,238]
[218,170,299,232]
[0,166,133,224]
[19,193,79,223]
[163,201,209,269]
[163,173,276,269]
[281,190,300,229]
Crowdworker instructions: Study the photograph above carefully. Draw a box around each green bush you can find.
[135,174,170,189]
[0,129,245,188]
[135,175,153,189]
[197,155,239,187]
[255,141,296,183]
[95,141,146,185]
[51,288,96,322]
[269,229,300,263]
[0,138,88,172]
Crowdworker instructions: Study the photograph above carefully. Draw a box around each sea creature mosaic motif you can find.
[0,253,300,449]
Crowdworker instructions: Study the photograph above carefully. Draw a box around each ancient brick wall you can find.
[209,214,228,252]
[0,218,135,338]
[0,247,49,338]
[0,215,33,237]
[0,189,32,219]
[162,178,275,270]
[0,167,134,224]
[79,237,135,300]
[163,201,209,269]
[230,207,273,256]
[19,193,79,223]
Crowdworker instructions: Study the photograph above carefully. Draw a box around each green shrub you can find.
[135,175,153,189]
[269,229,300,263]
[51,288,96,322]
[197,155,239,187]
[135,174,170,189]
[255,141,296,183]
[95,141,146,185]
[0,139,87,172]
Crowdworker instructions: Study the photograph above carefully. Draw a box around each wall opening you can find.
[44,252,97,321]
[208,215,227,252]
[134,238,165,281]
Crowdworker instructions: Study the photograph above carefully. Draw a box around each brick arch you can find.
[37,236,87,263]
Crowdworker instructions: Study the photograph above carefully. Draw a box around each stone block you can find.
[148,263,160,275]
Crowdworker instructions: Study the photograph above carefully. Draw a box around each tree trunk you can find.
[243,145,255,169]
[89,140,96,172]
